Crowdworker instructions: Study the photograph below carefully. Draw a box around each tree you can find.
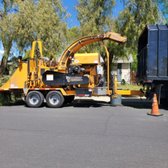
[0,0,18,74]
[0,0,67,75]
[116,0,160,70]
[77,0,115,36]
[66,26,81,44]
[16,0,67,58]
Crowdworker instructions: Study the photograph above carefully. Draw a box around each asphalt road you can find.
[0,98,168,168]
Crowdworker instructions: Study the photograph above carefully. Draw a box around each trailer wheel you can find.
[26,91,44,108]
[64,95,75,104]
[46,91,64,108]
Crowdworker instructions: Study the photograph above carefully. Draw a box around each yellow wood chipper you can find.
[0,32,142,107]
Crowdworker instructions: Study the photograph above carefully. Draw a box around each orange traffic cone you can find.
[147,94,163,116]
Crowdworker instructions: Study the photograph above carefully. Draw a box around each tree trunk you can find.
[0,47,11,76]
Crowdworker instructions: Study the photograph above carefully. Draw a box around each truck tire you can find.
[46,91,64,108]
[64,95,75,104]
[26,91,44,108]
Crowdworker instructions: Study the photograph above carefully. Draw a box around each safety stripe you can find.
[29,88,58,91]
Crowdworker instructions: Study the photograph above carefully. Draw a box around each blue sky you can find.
[0,43,4,61]
[62,0,80,28]
[0,0,124,61]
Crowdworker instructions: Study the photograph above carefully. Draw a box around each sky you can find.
[0,43,4,61]
[0,0,124,61]
[62,0,80,28]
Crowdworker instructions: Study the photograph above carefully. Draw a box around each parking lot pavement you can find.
[0,99,168,168]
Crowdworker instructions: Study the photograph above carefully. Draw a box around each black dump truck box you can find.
[137,25,168,83]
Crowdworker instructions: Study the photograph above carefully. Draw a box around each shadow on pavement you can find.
[122,98,168,110]
[122,98,152,109]
[72,99,109,108]
[3,100,25,106]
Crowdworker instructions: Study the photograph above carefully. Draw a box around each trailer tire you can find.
[46,91,64,108]
[26,91,44,108]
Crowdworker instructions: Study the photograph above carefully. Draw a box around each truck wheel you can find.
[46,91,64,108]
[26,91,44,108]
[64,95,75,104]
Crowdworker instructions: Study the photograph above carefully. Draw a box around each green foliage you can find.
[8,57,19,74]
[0,93,10,106]
[0,0,18,74]
[0,75,10,106]
[116,0,159,53]
[118,83,141,90]
[116,0,160,70]
[0,75,10,87]
[67,27,81,44]
[77,0,115,35]
[0,92,19,106]
[0,0,67,75]
[16,0,67,58]
[131,55,138,71]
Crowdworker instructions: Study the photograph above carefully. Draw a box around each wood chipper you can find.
[0,32,129,108]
